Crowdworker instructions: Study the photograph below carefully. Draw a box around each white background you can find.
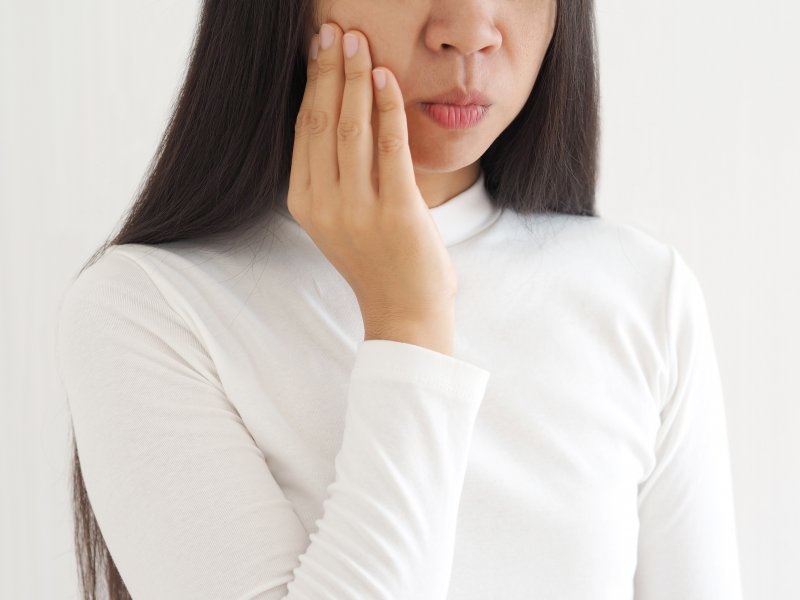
[2,1,798,598]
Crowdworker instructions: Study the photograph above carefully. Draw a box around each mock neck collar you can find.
[428,169,502,247]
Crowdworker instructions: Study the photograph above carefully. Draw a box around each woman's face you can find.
[309,0,557,174]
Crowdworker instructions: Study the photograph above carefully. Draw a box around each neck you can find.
[413,162,482,209]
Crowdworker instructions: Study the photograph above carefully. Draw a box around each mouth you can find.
[418,102,490,129]
[419,88,492,107]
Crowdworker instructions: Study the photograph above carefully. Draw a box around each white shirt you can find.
[56,170,743,599]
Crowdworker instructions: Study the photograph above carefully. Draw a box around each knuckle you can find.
[308,109,329,135]
[337,116,363,143]
[316,60,337,77]
[294,107,313,134]
[376,96,401,113]
[344,69,368,83]
[376,131,406,155]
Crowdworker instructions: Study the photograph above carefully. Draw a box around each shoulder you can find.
[60,245,158,310]
[560,216,708,330]
[57,244,165,330]
[58,233,251,321]
[56,244,196,356]
[574,217,707,324]
[560,214,675,276]
[56,244,219,389]
[58,243,186,322]
[502,210,712,346]
[499,211,680,292]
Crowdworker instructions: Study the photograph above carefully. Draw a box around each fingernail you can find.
[309,35,319,60]
[320,24,334,50]
[343,33,358,58]
[372,69,386,90]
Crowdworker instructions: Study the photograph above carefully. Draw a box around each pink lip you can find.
[420,88,492,106]
[420,103,489,129]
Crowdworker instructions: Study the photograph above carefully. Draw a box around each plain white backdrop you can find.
[2,1,798,598]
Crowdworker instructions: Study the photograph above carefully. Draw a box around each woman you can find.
[56,1,743,598]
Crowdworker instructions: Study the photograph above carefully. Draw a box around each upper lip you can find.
[420,87,492,107]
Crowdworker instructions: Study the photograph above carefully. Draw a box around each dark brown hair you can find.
[68,0,599,597]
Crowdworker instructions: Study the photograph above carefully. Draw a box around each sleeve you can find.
[633,246,743,599]
[56,250,491,600]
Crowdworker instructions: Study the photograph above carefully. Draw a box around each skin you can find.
[291,22,461,355]
[307,0,558,209]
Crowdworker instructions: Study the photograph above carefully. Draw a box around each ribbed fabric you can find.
[56,170,742,599]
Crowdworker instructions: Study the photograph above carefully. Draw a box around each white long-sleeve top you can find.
[56,170,743,599]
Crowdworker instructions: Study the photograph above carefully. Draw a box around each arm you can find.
[633,247,743,599]
[56,249,490,600]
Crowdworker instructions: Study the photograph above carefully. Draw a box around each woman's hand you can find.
[287,23,458,345]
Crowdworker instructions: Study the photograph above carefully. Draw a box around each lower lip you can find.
[420,103,490,129]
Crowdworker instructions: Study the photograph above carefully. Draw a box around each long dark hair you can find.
[69,0,599,597]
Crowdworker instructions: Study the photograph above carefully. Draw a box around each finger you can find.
[371,67,417,206]
[338,30,375,208]
[288,34,319,203]
[308,23,345,202]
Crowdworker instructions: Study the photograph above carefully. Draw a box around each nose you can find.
[423,5,501,58]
